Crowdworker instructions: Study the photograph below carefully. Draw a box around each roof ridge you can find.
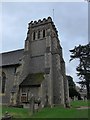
[0,48,24,54]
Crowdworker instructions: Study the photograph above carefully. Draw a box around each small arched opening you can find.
[2,72,6,94]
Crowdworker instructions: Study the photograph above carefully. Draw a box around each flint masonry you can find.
[0,17,69,108]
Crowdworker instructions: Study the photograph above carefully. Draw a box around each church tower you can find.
[13,17,69,107]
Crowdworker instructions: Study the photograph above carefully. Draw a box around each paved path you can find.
[77,106,90,110]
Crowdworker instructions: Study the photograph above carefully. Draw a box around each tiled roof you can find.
[0,49,24,67]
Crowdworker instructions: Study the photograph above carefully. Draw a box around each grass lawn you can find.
[1,106,31,118]
[70,100,89,108]
[1,100,90,118]
[31,106,89,118]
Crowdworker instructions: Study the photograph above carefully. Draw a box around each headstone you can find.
[29,95,35,114]
[1,111,12,120]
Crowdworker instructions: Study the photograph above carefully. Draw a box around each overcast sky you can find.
[1,1,88,85]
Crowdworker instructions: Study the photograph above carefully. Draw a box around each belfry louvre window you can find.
[33,32,35,40]
[2,72,6,93]
[43,30,45,38]
[21,93,28,103]
[38,31,40,39]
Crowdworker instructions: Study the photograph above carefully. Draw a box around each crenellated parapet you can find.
[28,17,58,36]
[29,17,52,27]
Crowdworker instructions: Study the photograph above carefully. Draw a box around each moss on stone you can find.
[20,73,44,86]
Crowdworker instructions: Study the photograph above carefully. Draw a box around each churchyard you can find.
[0,100,90,118]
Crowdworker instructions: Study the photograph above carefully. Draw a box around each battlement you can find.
[29,17,52,26]
[28,17,58,35]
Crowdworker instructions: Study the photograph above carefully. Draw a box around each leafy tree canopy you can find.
[66,75,81,99]
[69,43,90,100]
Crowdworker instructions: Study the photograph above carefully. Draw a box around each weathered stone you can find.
[0,17,70,108]
[1,112,12,120]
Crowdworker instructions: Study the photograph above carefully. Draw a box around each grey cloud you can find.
[2,2,88,84]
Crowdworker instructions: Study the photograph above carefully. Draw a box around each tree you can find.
[69,43,90,100]
[67,75,81,100]
[76,81,86,90]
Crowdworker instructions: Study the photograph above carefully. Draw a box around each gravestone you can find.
[1,112,12,120]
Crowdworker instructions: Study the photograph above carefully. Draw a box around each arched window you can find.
[43,30,45,38]
[2,72,6,93]
[38,31,40,39]
[33,32,35,40]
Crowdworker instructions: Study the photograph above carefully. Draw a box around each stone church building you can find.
[0,17,69,108]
